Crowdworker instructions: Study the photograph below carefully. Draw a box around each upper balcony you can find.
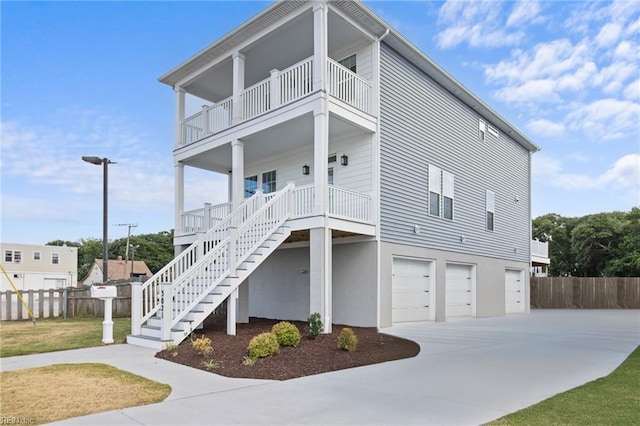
[162,3,377,150]
[179,57,372,147]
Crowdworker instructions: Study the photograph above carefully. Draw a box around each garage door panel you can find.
[506,269,524,314]
[446,264,473,318]
[392,257,434,323]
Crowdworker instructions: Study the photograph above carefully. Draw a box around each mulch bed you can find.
[155,316,420,381]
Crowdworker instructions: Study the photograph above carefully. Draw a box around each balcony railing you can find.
[531,239,549,258]
[327,58,372,114]
[179,185,372,235]
[179,57,372,147]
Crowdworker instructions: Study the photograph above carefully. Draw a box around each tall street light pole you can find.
[82,156,116,284]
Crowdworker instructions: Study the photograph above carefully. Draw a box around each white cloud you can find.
[566,99,640,141]
[534,152,640,191]
[527,119,565,137]
[436,0,525,49]
[496,79,559,104]
[595,22,623,47]
[600,154,640,188]
[506,0,542,27]
[623,78,640,100]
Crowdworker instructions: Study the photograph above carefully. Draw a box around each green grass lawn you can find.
[0,317,131,357]
[489,346,640,425]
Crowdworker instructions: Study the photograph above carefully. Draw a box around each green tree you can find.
[605,208,640,276]
[109,231,174,274]
[570,212,625,276]
[532,213,578,276]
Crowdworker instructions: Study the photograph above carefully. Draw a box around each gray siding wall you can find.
[379,43,531,263]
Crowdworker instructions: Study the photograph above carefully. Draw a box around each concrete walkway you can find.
[2,310,638,425]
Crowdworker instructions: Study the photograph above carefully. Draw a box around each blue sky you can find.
[2,1,638,245]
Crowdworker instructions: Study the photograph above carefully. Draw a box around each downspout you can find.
[374,27,388,329]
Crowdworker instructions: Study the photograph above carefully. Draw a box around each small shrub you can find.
[202,359,219,370]
[247,332,279,359]
[242,355,257,366]
[165,342,179,357]
[337,327,358,352]
[306,313,323,339]
[191,335,213,356]
[271,321,301,347]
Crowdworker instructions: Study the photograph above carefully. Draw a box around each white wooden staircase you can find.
[127,184,294,349]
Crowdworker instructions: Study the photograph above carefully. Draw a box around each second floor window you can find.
[486,190,496,231]
[33,251,41,261]
[4,250,13,262]
[52,253,60,265]
[14,251,22,263]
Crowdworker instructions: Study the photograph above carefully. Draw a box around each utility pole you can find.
[116,224,138,262]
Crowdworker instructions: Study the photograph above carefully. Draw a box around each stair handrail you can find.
[136,191,263,325]
[168,183,295,328]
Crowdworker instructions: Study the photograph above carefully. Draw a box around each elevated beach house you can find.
[128,0,539,348]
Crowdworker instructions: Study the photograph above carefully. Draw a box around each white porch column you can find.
[232,52,245,125]
[231,139,245,209]
[310,227,332,333]
[227,288,238,336]
[313,1,328,93]
[313,108,329,215]
[237,279,249,323]
[175,87,185,148]
[175,162,185,237]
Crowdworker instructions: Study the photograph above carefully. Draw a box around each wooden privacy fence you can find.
[0,283,132,320]
[531,277,640,309]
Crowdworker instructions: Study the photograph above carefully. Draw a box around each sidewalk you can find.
[2,310,638,425]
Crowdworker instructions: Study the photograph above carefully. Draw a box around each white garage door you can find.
[446,263,473,318]
[505,269,525,314]
[392,257,434,322]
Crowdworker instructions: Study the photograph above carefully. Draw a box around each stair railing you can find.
[133,191,263,332]
[167,183,294,331]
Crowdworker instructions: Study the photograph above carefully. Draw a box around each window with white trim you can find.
[4,250,13,263]
[429,165,442,217]
[51,253,60,265]
[486,190,495,231]
[443,171,454,220]
[14,251,22,264]
[479,118,486,141]
[33,251,41,261]
[261,170,277,194]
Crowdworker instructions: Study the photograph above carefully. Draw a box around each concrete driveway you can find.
[3,310,638,425]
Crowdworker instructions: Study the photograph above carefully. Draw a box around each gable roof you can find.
[93,257,153,281]
[159,0,539,154]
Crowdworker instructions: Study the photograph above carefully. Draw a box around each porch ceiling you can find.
[177,6,371,104]
[180,112,368,174]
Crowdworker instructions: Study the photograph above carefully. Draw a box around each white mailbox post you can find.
[91,285,117,344]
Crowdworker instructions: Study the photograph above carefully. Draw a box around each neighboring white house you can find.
[0,243,78,292]
[531,239,550,277]
[81,256,153,285]
[128,0,540,348]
